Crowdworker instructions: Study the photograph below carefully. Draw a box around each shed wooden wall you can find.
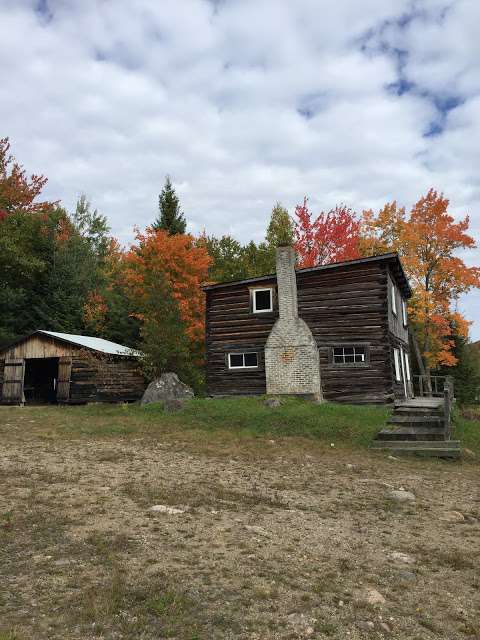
[206,260,410,404]
[0,334,145,404]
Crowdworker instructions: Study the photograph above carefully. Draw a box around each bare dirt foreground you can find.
[0,407,479,640]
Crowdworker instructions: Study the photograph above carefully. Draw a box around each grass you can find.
[454,405,480,453]
[3,396,391,448]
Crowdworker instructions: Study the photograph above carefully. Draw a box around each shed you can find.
[0,330,146,405]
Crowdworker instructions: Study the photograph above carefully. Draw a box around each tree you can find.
[122,228,211,385]
[203,234,249,282]
[437,330,480,405]
[360,189,480,371]
[294,198,361,268]
[266,203,294,248]
[0,137,57,215]
[153,175,186,234]
[73,194,110,257]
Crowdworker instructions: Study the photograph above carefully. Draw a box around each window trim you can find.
[402,299,408,327]
[227,352,259,370]
[329,344,370,368]
[393,348,402,382]
[404,350,411,382]
[391,282,398,316]
[251,287,273,314]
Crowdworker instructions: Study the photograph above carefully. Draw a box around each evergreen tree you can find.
[437,331,480,405]
[266,202,294,247]
[153,176,186,234]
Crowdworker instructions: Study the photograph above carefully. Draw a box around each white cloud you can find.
[1,0,479,336]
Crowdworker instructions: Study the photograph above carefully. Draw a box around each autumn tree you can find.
[153,175,186,234]
[122,228,210,387]
[360,189,480,372]
[294,198,361,268]
[0,137,57,215]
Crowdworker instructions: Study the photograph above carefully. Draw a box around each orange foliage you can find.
[122,228,211,347]
[0,137,58,215]
[361,189,480,369]
[83,291,108,333]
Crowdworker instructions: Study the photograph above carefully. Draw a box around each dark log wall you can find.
[69,355,145,404]
[206,279,277,396]
[296,262,392,404]
[206,261,411,403]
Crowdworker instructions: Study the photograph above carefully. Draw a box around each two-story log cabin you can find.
[204,247,413,404]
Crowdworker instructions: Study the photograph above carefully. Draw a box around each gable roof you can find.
[1,330,141,357]
[203,252,412,298]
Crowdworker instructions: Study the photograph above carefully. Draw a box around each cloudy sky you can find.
[1,0,480,336]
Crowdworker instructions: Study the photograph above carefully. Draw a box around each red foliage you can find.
[0,137,58,215]
[294,198,360,268]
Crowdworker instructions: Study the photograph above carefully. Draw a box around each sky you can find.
[1,0,480,337]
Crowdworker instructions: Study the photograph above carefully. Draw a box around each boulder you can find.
[141,373,194,407]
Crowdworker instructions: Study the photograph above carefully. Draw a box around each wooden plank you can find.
[57,357,72,403]
[1,358,25,404]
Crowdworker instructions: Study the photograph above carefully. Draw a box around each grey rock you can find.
[354,588,386,606]
[264,398,282,408]
[397,571,417,582]
[388,489,415,503]
[141,372,194,406]
[379,622,392,634]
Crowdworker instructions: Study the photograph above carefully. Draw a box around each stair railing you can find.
[443,376,454,440]
[413,374,451,398]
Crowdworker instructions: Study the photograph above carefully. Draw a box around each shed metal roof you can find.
[37,331,141,356]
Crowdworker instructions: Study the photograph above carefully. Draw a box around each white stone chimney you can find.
[265,246,322,400]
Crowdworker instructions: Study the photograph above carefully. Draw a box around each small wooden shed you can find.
[0,330,146,405]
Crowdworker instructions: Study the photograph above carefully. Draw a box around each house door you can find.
[57,357,72,403]
[2,358,25,404]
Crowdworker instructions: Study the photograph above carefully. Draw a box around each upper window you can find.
[402,299,408,327]
[393,348,402,381]
[391,283,398,316]
[332,345,367,366]
[228,352,258,369]
[252,288,273,313]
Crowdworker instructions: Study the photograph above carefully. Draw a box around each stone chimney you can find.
[265,246,322,400]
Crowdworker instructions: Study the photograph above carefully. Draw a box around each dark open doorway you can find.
[24,358,59,404]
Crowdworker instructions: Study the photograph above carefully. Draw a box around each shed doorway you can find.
[24,357,58,404]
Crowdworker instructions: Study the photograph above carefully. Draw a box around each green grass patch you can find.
[0,397,391,448]
[453,406,480,454]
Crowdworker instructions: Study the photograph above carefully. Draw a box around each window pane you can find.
[344,347,354,357]
[344,354,355,363]
[244,353,258,367]
[333,355,344,364]
[355,351,365,362]
[254,289,272,311]
[229,354,243,368]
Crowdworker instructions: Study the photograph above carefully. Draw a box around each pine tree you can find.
[153,175,186,234]
[266,202,294,248]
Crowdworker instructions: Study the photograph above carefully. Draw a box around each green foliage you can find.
[0,199,112,346]
[437,332,480,405]
[266,202,294,247]
[204,235,248,282]
[153,175,186,235]
[137,272,204,392]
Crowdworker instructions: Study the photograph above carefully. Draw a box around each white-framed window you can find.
[332,345,367,365]
[228,352,259,369]
[251,288,273,313]
[404,351,411,382]
[393,348,402,381]
[391,283,397,316]
[402,299,408,327]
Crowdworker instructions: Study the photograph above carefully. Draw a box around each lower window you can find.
[332,345,368,365]
[228,352,259,369]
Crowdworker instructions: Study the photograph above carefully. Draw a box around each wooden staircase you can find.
[372,395,460,458]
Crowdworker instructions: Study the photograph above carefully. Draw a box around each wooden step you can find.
[376,426,446,441]
[389,415,444,424]
[394,406,443,416]
[371,440,461,459]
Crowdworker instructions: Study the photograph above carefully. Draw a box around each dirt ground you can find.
[1,407,479,640]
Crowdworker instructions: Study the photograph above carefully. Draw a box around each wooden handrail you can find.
[443,376,454,440]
